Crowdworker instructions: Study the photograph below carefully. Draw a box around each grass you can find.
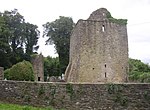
[0,102,60,110]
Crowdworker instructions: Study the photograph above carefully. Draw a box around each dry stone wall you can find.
[0,81,150,110]
[65,8,128,83]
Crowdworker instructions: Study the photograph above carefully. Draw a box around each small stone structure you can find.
[0,67,4,80]
[65,8,128,83]
[31,54,44,81]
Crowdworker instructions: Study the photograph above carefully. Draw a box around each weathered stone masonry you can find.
[0,81,150,110]
[65,8,128,83]
[31,54,44,81]
[0,67,4,80]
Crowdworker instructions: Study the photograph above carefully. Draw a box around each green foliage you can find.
[114,94,128,106]
[50,85,56,96]
[107,84,123,94]
[129,58,150,83]
[66,83,74,99]
[48,85,57,105]
[31,54,38,59]
[107,84,128,106]
[4,60,35,81]
[0,102,60,110]
[0,9,39,69]
[0,16,12,69]
[143,91,150,101]
[38,85,45,96]
[43,16,74,75]
[24,95,31,103]
[106,12,127,25]
[23,22,40,55]
[44,56,60,80]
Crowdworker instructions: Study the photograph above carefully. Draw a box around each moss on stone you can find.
[106,12,127,25]
[66,83,74,99]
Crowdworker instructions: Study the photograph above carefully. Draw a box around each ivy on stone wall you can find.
[66,83,74,99]
[38,85,45,96]
[106,12,127,25]
[107,84,128,106]
[143,91,150,102]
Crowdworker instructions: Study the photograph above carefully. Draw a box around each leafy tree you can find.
[43,16,74,75]
[129,58,150,83]
[4,60,35,81]
[0,9,40,69]
[2,9,25,53]
[0,15,11,68]
[44,56,60,81]
[23,22,40,55]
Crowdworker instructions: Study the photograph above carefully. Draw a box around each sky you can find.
[0,0,150,64]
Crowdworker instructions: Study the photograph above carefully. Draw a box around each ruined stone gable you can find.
[31,54,44,81]
[65,8,128,83]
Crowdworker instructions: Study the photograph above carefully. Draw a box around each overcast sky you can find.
[0,0,150,63]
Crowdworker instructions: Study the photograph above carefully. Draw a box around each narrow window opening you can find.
[38,77,41,81]
[92,68,95,70]
[105,72,107,78]
[105,64,106,68]
[102,25,105,32]
[103,13,105,16]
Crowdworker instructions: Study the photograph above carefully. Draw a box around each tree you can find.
[43,16,74,75]
[4,60,35,81]
[44,56,60,80]
[129,58,150,83]
[0,15,11,68]
[23,23,40,55]
[0,9,40,69]
[2,9,25,53]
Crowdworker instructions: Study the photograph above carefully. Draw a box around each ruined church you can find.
[65,8,128,83]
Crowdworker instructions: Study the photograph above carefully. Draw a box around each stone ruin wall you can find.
[31,54,44,81]
[0,81,150,110]
[0,67,4,80]
[65,8,128,83]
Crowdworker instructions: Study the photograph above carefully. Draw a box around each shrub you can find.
[128,58,150,83]
[4,60,35,81]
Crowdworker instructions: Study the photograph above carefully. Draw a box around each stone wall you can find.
[31,54,44,81]
[0,81,150,110]
[65,8,128,83]
[0,67,4,80]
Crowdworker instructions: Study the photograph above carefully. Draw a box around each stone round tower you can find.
[65,8,128,83]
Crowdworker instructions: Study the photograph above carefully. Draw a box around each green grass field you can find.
[0,103,60,110]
